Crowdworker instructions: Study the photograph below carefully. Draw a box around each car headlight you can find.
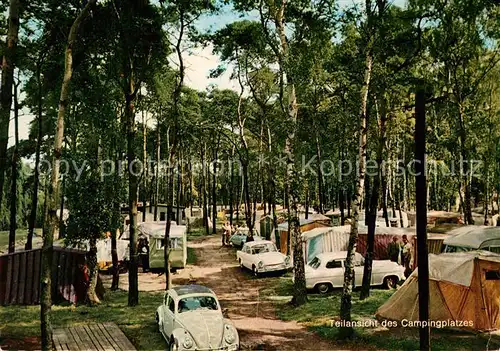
[258,261,264,268]
[182,333,194,349]
[224,324,236,344]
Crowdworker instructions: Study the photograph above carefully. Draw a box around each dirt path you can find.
[180,235,337,350]
[102,235,337,350]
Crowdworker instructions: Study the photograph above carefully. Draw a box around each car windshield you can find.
[238,229,258,236]
[308,257,321,269]
[444,245,473,253]
[178,296,218,313]
[251,243,276,254]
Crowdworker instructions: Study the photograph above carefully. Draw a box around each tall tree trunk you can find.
[58,171,66,238]
[236,168,240,223]
[364,175,371,225]
[340,2,373,336]
[347,187,351,218]
[154,125,160,221]
[484,159,489,225]
[457,103,474,224]
[415,88,430,350]
[26,58,45,251]
[126,88,139,306]
[189,157,193,217]
[40,2,95,348]
[381,173,389,226]
[0,0,20,209]
[229,148,234,225]
[360,92,387,300]
[274,1,307,307]
[340,148,345,225]
[177,152,182,224]
[267,125,278,243]
[8,76,19,253]
[316,133,324,214]
[142,107,147,223]
[86,237,100,305]
[111,158,121,291]
[111,228,120,290]
[164,151,174,290]
[305,181,309,219]
[212,141,218,234]
[201,144,209,235]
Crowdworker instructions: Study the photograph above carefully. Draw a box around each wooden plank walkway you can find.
[52,323,136,351]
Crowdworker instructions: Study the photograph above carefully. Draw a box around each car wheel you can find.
[384,276,398,289]
[316,283,331,294]
[252,265,259,277]
[169,337,178,351]
[155,312,161,332]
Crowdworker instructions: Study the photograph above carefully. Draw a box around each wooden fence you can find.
[0,247,89,306]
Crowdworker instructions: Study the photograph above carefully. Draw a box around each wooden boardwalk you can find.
[52,323,136,351]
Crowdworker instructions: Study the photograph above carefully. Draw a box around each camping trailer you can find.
[134,221,188,270]
[443,226,500,254]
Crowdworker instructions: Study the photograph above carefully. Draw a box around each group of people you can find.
[387,234,413,278]
[222,222,255,245]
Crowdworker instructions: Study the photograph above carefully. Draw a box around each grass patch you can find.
[187,227,208,240]
[0,290,167,350]
[187,247,198,265]
[0,229,41,253]
[261,279,499,351]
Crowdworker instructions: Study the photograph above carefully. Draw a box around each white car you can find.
[236,240,291,276]
[156,285,239,351]
[304,251,405,293]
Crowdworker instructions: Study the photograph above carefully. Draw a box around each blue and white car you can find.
[228,228,262,247]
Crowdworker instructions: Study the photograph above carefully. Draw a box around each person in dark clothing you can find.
[387,236,401,263]
[246,233,255,243]
[138,236,150,273]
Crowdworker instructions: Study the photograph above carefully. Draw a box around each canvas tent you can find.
[300,213,331,226]
[356,226,416,260]
[324,209,341,226]
[53,236,129,270]
[301,226,351,263]
[259,215,276,242]
[277,218,330,254]
[376,251,500,331]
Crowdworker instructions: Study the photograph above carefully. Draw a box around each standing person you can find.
[402,235,413,278]
[143,236,150,272]
[223,221,231,246]
[138,236,150,273]
[246,232,254,243]
[387,236,401,263]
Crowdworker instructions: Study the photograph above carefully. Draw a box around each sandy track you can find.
[102,235,337,350]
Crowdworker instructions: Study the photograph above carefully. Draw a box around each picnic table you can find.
[52,322,136,351]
